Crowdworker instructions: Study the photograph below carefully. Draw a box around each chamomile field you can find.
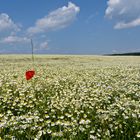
[0,55,140,140]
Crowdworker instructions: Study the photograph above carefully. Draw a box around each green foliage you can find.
[0,55,140,140]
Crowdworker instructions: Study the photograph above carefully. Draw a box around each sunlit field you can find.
[0,55,140,140]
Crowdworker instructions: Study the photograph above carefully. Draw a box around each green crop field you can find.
[0,55,140,140]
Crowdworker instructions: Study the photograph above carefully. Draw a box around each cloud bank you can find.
[0,36,29,44]
[0,13,26,44]
[27,2,80,34]
[0,13,20,32]
[105,0,140,29]
[0,2,80,53]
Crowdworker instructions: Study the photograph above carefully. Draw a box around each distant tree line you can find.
[106,52,140,56]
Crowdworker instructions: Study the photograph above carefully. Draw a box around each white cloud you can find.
[105,0,140,29]
[86,12,99,24]
[0,13,20,32]
[34,41,49,51]
[39,41,48,49]
[27,2,80,34]
[114,18,140,29]
[0,36,29,44]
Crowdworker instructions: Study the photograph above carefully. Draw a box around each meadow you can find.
[0,55,140,140]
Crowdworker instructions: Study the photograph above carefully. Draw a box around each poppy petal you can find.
[25,70,35,80]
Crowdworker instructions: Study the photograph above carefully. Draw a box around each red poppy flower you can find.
[25,70,35,80]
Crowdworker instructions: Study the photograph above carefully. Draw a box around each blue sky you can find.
[0,0,140,54]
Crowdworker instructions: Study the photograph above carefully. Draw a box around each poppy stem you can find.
[31,39,34,67]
